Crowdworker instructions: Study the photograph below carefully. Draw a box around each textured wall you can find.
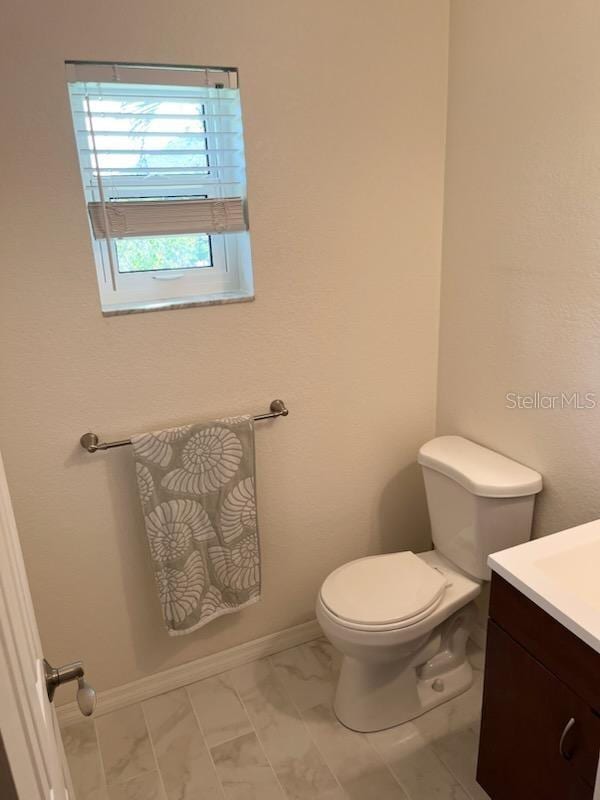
[0,0,449,696]
[438,0,600,546]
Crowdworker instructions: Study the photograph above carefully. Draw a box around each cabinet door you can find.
[477,621,599,800]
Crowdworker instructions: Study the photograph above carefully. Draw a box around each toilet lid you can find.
[320,552,447,627]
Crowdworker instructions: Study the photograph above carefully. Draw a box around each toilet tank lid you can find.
[418,436,542,498]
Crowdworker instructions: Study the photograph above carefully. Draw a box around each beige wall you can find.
[438,0,600,547]
[0,0,449,696]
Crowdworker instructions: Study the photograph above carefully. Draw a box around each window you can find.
[66,62,253,315]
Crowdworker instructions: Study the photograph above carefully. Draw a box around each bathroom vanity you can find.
[477,522,600,799]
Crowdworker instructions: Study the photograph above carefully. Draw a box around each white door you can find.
[0,450,72,799]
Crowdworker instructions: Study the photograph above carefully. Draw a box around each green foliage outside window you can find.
[116,234,212,273]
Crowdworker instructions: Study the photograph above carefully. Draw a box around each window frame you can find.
[67,66,252,314]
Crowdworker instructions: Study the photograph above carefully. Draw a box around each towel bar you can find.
[79,399,289,453]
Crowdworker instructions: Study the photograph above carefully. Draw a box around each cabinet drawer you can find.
[478,621,600,800]
[489,574,600,712]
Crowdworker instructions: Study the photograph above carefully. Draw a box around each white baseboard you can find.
[57,619,322,727]
[470,622,487,651]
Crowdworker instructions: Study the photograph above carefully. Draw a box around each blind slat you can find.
[72,111,238,120]
[75,130,242,137]
[81,148,239,156]
[69,90,239,103]
[89,183,243,193]
[88,197,246,239]
[66,62,238,90]
[82,166,242,174]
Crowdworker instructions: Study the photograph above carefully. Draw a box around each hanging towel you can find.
[132,416,260,636]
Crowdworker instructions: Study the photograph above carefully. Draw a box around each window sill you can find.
[101,291,255,317]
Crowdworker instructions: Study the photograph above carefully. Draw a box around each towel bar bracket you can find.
[79,399,289,453]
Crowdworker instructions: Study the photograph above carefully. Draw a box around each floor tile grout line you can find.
[464,721,488,800]
[428,734,477,800]
[369,724,478,800]
[94,707,158,788]
[103,769,164,791]
[369,721,473,800]
[184,674,254,751]
[301,704,403,800]
[265,650,349,798]
[193,724,255,752]
[183,683,228,800]
[138,700,170,800]
[363,731,414,799]
[91,717,110,797]
[218,674,290,800]
[427,733,478,800]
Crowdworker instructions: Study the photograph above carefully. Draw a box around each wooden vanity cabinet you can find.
[477,575,600,800]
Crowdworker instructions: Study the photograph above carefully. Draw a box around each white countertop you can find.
[489,519,600,655]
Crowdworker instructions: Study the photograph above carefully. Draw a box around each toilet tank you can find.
[418,436,543,581]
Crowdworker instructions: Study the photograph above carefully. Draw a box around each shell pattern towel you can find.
[132,416,260,636]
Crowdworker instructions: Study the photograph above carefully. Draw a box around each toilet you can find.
[316,435,542,732]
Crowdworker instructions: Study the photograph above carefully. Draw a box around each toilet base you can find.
[333,657,474,733]
[318,569,480,734]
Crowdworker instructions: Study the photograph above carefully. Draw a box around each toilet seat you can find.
[319,552,448,631]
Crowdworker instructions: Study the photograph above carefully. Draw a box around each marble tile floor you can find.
[61,638,489,800]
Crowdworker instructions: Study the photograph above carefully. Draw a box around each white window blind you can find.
[67,63,247,246]
[87,197,246,239]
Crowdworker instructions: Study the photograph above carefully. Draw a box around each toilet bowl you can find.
[317,436,543,732]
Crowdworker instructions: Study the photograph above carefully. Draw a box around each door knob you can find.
[76,676,97,716]
[44,659,97,717]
